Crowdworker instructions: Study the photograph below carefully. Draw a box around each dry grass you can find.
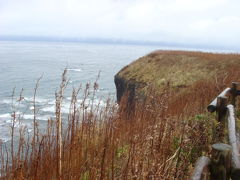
[117,51,240,93]
[1,51,240,179]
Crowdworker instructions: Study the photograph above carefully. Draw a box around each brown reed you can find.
[0,65,239,180]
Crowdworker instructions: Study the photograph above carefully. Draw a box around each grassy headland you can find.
[115,51,240,101]
[1,50,240,179]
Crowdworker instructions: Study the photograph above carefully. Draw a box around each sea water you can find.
[0,40,161,142]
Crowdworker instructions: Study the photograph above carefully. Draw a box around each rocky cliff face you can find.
[114,75,127,103]
[114,74,137,103]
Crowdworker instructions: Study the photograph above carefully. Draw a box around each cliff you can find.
[114,50,240,103]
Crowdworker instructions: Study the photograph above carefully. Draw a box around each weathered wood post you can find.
[191,156,211,180]
[207,88,230,113]
[226,105,240,180]
[210,143,232,180]
[230,82,238,107]
[216,96,228,142]
[217,96,228,122]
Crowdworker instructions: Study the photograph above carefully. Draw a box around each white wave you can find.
[0,122,9,126]
[5,119,23,128]
[48,100,56,105]
[0,113,11,118]
[68,68,82,72]
[21,113,50,121]
[62,102,71,114]
[41,106,55,113]
[1,99,12,104]
[1,97,47,104]
[0,137,10,143]
[0,112,50,121]
[5,119,13,124]
[38,115,51,121]
[40,98,106,114]
[41,102,70,114]
[24,97,50,103]
[93,99,106,107]
[23,114,34,119]
[34,115,50,121]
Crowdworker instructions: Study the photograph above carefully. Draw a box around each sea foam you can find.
[68,68,82,72]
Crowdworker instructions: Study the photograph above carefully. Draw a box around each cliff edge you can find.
[114,50,240,103]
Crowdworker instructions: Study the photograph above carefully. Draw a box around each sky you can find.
[0,0,240,48]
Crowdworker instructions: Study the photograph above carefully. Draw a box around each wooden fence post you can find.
[191,156,210,180]
[230,82,238,107]
[207,88,231,113]
[216,97,228,142]
[226,105,240,180]
[217,96,228,122]
[210,143,232,180]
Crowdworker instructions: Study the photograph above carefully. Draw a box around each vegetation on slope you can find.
[115,51,240,100]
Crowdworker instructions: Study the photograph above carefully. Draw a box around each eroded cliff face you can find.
[114,74,136,103]
[114,75,126,103]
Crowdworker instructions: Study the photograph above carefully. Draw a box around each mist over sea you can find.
[0,40,237,142]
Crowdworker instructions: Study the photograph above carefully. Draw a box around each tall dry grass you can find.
[0,67,239,180]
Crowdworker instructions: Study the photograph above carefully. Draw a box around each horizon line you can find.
[0,35,238,51]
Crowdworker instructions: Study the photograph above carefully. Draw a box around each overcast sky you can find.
[0,0,240,47]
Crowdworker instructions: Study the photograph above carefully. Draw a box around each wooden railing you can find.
[191,82,240,180]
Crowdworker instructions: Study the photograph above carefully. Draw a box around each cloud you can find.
[0,0,240,47]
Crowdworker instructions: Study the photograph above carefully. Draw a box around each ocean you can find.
[0,40,162,142]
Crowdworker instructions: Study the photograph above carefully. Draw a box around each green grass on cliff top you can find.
[117,50,240,89]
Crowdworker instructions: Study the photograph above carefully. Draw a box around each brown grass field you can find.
[1,51,240,179]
